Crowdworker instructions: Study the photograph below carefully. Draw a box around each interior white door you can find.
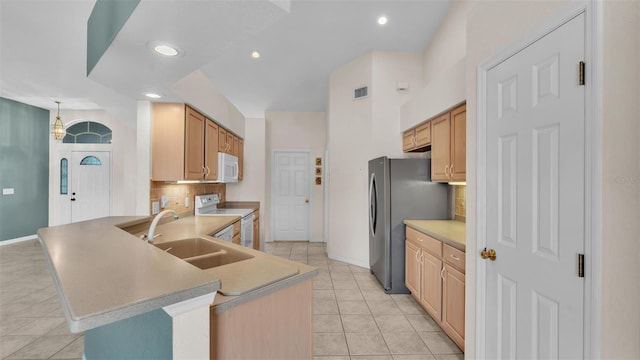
[71,151,111,222]
[483,13,585,359]
[273,151,310,241]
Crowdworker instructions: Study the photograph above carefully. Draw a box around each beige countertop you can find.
[219,201,261,212]
[38,214,316,332]
[404,220,466,251]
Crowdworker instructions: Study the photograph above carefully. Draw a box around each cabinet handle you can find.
[202,166,206,176]
[420,252,424,265]
[205,166,211,177]
[450,163,454,177]
[441,267,445,280]
[444,165,449,177]
[416,250,420,262]
[450,254,459,261]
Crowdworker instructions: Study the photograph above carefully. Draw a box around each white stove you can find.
[195,194,254,248]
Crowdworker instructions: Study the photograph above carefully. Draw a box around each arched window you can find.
[63,121,112,144]
[80,156,102,165]
[60,158,68,194]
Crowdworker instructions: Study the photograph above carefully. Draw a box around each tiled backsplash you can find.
[454,185,466,222]
[150,181,226,216]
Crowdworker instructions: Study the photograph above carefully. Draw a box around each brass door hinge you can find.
[578,253,585,278]
[579,61,586,85]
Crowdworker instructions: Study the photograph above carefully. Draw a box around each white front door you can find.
[483,13,585,359]
[273,151,310,241]
[71,151,111,222]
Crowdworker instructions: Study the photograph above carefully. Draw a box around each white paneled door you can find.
[483,13,585,359]
[273,151,310,241]
[71,151,111,222]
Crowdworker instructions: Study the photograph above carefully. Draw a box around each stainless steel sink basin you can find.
[154,237,253,270]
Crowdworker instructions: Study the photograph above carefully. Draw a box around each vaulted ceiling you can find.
[1,0,451,121]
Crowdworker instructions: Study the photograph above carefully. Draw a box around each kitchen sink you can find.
[154,237,253,270]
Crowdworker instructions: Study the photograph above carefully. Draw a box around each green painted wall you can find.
[84,308,172,360]
[87,0,141,75]
[0,98,49,241]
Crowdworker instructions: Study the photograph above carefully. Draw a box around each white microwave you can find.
[218,152,238,183]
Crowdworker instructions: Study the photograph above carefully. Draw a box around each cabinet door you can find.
[405,240,421,298]
[450,104,466,181]
[227,133,234,154]
[238,139,244,181]
[415,121,431,148]
[442,263,465,351]
[431,112,451,182]
[419,250,443,321]
[402,130,416,152]
[218,128,228,153]
[184,107,205,180]
[232,136,240,157]
[151,103,186,181]
[204,119,219,180]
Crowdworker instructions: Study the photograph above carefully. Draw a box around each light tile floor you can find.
[264,241,463,360]
[0,239,83,360]
[0,239,463,360]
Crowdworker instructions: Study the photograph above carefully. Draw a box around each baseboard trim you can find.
[0,234,37,246]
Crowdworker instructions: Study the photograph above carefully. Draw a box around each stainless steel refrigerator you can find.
[368,156,448,294]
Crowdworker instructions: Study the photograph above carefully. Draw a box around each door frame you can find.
[270,149,312,242]
[475,2,601,358]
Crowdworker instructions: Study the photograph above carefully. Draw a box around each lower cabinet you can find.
[405,226,465,351]
[232,220,241,245]
[253,210,260,250]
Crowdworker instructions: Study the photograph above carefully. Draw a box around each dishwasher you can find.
[213,225,234,242]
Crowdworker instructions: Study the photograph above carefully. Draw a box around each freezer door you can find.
[369,157,390,290]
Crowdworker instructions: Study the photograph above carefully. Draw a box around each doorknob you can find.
[305,199,309,204]
[480,247,497,261]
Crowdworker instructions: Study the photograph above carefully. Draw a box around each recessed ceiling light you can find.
[377,16,388,25]
[147,41,184,57]
[251,51,261,59]
[154,45,178,56]
[144,93,162,99]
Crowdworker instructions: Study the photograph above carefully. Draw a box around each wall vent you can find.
[353,86,368,100]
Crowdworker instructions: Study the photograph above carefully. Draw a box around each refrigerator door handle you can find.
[369,173,377,236]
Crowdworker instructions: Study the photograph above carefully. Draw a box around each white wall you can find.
[171,69,246,137]
[600,0,640,357]
[48,109,137,225]
[400,1,471,131]
[326,51,423,267]
[264,111,326,243]
[226,118,267,247]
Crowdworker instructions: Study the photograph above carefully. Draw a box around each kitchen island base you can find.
[210,279,312,359]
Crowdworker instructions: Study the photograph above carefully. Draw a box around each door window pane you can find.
[80,156,101,166]
[60,158,68,194]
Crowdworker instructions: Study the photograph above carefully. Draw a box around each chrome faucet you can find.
[143,210,179,243]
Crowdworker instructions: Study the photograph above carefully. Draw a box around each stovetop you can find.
[194,194,253,218]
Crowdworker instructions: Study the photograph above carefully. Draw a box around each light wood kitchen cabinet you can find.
[405,240,421,295]
[442,263,465,350]
[405,225,465,351]
[151,102,246,182]
[184,107,206,180]
[204,119,219,180]
[253,210,259,250]
[218,128,228,153]
[152,104,218,181]
[403,121,432,152]
[431,103,466,182]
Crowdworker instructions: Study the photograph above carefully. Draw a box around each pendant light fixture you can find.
[51,101,66,140]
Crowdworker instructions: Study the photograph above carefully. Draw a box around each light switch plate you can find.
[2,188,15,195]
[152,201,160,215]
[160,196,169,208]
[184,197,190,208]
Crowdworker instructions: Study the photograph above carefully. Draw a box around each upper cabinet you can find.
[151,103,242,182]
[432,103,466,182]
[403,103,466,183]
[403,121,431,152]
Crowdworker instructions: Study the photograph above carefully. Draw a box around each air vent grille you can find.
[353,86,368,100]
